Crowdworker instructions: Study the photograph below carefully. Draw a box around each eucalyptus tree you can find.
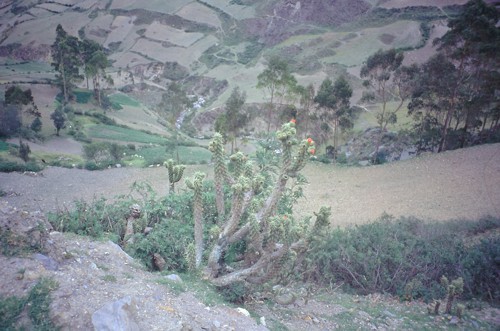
[361,48,418,162]
[314,76,354,159]
[431,0,500,150]
[159,83,191,162]
[86,50,112,108]
[51,24,82,104]
[296,83,315,138]
[257,56,297,132]
[224,87,248,154]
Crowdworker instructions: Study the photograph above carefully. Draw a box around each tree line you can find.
[220,0,499,162]
[51,24,113,107]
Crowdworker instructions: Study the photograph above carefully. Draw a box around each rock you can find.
[24,269,43,281]
[358,160,370,166]
[0,202,52,254]
[165,274,183,283]
[235,308,250,317]
[33,253,59,271]
[153,253,166,271]
[260,316,266,326]
[213,320,221,328]
[143,227,153,235]
[92,296,140,331]
[449,316,460,325]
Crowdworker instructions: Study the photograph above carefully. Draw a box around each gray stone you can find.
[92,296,140,331]
[165,274,183,283]
[33,253,59,271]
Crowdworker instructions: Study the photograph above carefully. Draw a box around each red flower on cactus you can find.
[309,148,316,155]
[290,118,296,124]
[307,137,314,145]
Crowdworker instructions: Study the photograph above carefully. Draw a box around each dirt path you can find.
[1,143,499,225]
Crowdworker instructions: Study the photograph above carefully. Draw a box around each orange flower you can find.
[290,119,296,124]
[309,148,315,155]
[307,138,314,145]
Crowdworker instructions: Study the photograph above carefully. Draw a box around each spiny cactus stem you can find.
[187,172,205,268]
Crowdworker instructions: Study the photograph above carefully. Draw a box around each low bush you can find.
[305,215,500,304]
[0,278,58,330]
[0,158,42,172]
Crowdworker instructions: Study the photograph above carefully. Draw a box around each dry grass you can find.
[199,0,256,20]
[297,143,500,226]
[175,2,222,28]
[380,0,469,9]
[145,22,204,47]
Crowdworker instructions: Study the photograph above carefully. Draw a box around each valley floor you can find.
[1,142,499,226]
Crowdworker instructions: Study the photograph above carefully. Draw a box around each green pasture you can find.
[128,145,211,166]
[110,0,191,14]
[199,0,256,20]
[32,151,84,168]
[0,60,54,83]
[86,124,168,144]
[108,92,141,108]
[145,22,204,47]
[0,140,9,152]
[269,20,422,68]
[353,101,413,133]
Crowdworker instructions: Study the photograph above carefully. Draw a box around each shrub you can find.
[127,217,193,271]
[18,140,31,162]
[30,117,42,132]
[83,141,124,164]
[0,158,42,173]
[0,278,58,330]
[305,215,500,303]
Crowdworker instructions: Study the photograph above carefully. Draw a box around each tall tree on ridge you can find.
[361,49,417,163]
[257,57,297,132]
[314,76,354,160]
[51,24,82,104]
[432,0,500,151]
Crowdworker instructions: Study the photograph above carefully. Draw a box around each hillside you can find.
[1,141,499,226]
[1,142,499,330]
[0,0,468,111]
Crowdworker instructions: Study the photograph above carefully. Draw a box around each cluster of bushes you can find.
[305,215,500,303]
[47,182,500,305]
[0,157,42,173]
[47,182,219,271]
[83,141,128,170]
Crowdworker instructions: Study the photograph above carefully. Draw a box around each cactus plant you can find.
[164,159,185,193]
[186,172,205,268]
[202,121,321,287]
[441,276,464,314]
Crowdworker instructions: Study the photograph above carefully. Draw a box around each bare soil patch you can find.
[298,143,500,226]
[1,142,499,226]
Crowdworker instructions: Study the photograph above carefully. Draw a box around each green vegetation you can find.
[86,124,167,144]
[107,92,140,108]
[0,157,42,173]
[307,215,500,303]
[132,145,211,166]
[73,89,93,104]
[339,5,462,31]
[0,278,59,330]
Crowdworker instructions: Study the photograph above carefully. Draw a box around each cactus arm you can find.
[209,133,229,223]
[165,159,185,193]
[186,172,205,268]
